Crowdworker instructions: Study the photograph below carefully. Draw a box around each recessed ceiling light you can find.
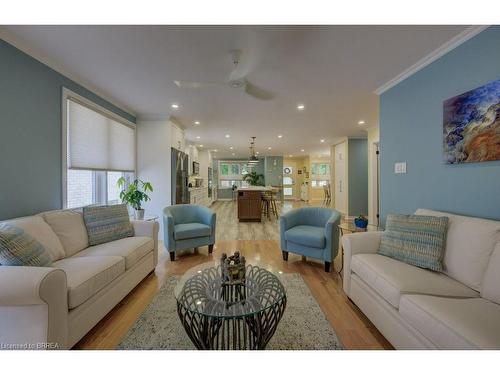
[301,149,305,152]
[268,147,272,150]
[297,104,305,110]
[199,144,203,147]
[171,103,179,109]
[358,120,365,125]
[225,134,230,138]
[194,121,200,125]
[320,139,325,143]
[213,149,218,152]
[229,146,234,150]
[232,153,235,156]
[196,136,201,139]
[278,134,283,138]
[256,151,260,154]
[289,154,293,157]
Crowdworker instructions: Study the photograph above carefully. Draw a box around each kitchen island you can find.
[237,186,272,222]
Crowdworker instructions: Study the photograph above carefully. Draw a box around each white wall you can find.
[137,119,172,239]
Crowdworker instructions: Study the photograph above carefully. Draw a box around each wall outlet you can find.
[394,162,407,174]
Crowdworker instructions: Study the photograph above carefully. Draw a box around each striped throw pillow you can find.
[83,204,134,246]
[378,214,449,271]
[0,223,53,266]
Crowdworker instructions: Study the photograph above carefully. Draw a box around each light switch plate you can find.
[394,162,407,174]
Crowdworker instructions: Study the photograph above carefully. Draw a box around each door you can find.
[334,142,347,214]
[282,162,296,200]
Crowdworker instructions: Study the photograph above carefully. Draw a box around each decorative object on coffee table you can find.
[175,258,287,350]
[354,214,368,229]
[117,177,153,220]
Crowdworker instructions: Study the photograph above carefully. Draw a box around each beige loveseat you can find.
[342,209,500,349]
[0,209,159,349]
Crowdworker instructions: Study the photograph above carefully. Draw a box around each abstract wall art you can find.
[443,79,500,164]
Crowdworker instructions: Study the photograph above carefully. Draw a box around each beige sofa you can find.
[0,209,159,349]
[342,209,500,349]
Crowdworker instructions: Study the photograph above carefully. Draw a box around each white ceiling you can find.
[1,25,470,158]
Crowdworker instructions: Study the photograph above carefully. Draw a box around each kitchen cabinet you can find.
[189,187,210,207]
[171,123,185,151]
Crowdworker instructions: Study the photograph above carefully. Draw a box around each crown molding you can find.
[0,27,136,117]
[374,25,490,95]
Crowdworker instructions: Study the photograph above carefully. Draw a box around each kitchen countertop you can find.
[236,186,273,192]
[188,186,206,191]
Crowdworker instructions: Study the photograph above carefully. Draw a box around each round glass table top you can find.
[174,262,286,318]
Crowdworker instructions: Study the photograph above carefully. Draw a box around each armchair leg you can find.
[208,244,214,254]
[169,252,175,261]
[282,251,289,261]
[324,261,331,273]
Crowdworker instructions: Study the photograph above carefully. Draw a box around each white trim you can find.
[374,25,489,95]
[61,87,137,208]
[0,27,136,117]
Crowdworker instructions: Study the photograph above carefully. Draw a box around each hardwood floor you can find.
[75,200,392,350]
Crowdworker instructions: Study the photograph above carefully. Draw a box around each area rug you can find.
[118,273,343,350]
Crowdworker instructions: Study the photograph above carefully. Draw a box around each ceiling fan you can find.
[173,50,275,101]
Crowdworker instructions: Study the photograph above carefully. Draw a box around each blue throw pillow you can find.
[378,213,449,272]
[83,204,134,246]
[0,223,53,266]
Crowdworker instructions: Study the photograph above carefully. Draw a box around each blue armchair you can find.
[280,207,341,272]
[163,204,216,261]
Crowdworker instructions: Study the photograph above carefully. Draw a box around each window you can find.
[63,88,136,209]
[311,180,329,188]
[311,163,330,176]
[218,161,253,188]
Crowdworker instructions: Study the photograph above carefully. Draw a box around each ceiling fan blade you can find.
[244,82,275,101]
[174,80,223,89]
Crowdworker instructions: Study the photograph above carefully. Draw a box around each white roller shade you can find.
[67,99,135,172]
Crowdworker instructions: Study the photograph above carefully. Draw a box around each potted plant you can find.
[117,177,153,220]
[354,214,369,230]
[243,171,264,186]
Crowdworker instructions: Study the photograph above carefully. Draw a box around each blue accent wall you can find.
[0,40,135,220]
[380,26,500,223]
[348,138,368,216]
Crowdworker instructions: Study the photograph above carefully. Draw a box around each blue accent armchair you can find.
[280,207,341,272]
[163,204,216,261]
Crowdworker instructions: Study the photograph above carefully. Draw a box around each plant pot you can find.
[135,209,145,220]
[354,218,368,229]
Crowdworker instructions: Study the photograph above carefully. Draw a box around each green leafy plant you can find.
[117,177,153,210]
[243,171,264,186]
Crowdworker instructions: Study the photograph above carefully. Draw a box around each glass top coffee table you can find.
[174,261,287,350]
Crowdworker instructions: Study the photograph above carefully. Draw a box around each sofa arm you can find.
[342,231,383,296]
[0,266,68,349]
[132,220,160,265]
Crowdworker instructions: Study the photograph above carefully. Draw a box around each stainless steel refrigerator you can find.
[171,148,189,204]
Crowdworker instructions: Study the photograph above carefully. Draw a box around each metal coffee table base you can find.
[177,297,287,350]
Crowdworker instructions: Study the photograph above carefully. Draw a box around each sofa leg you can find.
[282,251,289,261]
[169,252,175,261]
[324,261,331,272]
[208,244,214,254]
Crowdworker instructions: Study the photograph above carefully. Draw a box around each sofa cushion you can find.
[83,204,134,246]
[415,209,500,291]
[285,225,325,249]
[351,253,478,308]
[53,256,125,309]
[4,216,65,261]
[481,242,500,304]
[378,213,448,271]
[41,210,89,257]
[400,295,500,349]
[0,223,53,266]
[174,223,212,240]
[74,236,153,270]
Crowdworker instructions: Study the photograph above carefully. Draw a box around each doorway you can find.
[283,162,296,200]
[334,142,347,214]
